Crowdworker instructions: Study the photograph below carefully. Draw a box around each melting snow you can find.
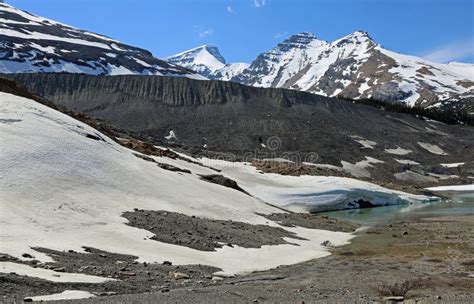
[201,158,434,214]
[164,130,177,140]
[0,92,439,279]
[385,147,412,155]
[26,290,96,302]
[0,262,112,283]
[353,138,377,149]
[440,162,465,168]
[395,159,420,165]
[0,92,355,276]
[426,184,474,192]
[341,156,384,178]
[418,142,448,155]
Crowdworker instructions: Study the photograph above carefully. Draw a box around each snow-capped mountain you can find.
[0,2,201,78]
[172,31,474,106]
[166,45,249,81]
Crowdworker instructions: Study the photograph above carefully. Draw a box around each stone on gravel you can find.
[169,271,190,279]
[383,296,404,302]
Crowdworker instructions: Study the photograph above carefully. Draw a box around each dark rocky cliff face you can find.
[8,73,474,187]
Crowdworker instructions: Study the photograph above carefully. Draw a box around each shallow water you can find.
[322,191,474,226]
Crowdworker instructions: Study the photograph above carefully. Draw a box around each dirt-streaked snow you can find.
[27,290,96,302]
[395,159,420,165]
[0,92,354,277]
[385,147,412,155]
[200,158,435,213]
[418,142,448,155]
[0,92,439,279]
[0,262,113,283]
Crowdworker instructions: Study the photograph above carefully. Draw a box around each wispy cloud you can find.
[423,38,474,63]
[226,5,234,13]
[273,31,288,39]
[194,26,214,39]
[254,0,266,8]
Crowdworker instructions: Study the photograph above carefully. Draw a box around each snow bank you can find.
[200,158,436,213]
[27,290,96,302]
[0,92,353,277]
[0,262,112,283]
[426,184,474,192]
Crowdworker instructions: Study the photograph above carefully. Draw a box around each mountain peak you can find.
[285,32,318,43]
[167,45,226,65]
[277,32,325,51]
[201,45,226,64]
[331,30,376,48]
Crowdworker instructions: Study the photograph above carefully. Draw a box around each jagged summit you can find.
[168,45,226,64]
[167,45,249,81]
[335,30,375,46]
[276,32,326,51]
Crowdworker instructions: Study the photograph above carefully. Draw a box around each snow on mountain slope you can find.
[166,45,249,80]
[0,2,202,78]
[0,90,436,277]
[234,31,474,106]
[176,31,474,106]
[166,45,226,77]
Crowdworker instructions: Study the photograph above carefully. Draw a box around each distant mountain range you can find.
[166,45,249,81]
[0,2,472,107]
[0,2,201,78]
[168,32,474,107]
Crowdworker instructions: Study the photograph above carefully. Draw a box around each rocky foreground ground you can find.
[1,212,473,303]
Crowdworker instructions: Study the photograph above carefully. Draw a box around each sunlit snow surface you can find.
[426,184,474,192]
[0,92,434,279]
[27,290,96,302]
[0,263,112,283]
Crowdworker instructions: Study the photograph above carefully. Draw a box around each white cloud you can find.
[254,0,266,7]
[274,31,288,39]
[194,26,214,39]
[423,38,474,63]
[226,5,234,13]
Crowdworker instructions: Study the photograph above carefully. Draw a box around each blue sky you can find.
[7,0,474,63]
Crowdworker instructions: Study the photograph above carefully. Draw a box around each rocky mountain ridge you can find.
[0,2,201,78]
[168,31,474,107]
[9,73,474,191]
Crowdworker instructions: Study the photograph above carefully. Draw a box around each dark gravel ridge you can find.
[122,209,305,252]
[7,73,474,192]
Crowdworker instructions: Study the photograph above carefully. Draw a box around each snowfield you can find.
[0,92,436,280]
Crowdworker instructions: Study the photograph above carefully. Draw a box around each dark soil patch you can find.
[122,210,304,252]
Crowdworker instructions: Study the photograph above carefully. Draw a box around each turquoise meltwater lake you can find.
[321,191,474,226]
